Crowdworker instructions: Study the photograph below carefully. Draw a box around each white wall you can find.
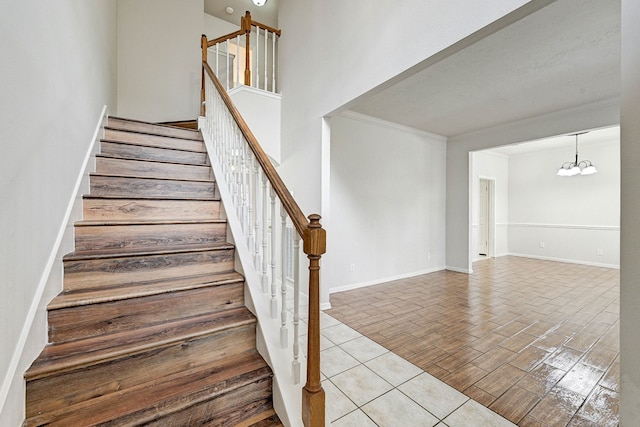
[277,0,538,302]
[117,0,204,122]
[277,0,535,215]
[204,12,240,39]
[507,138,620,267]
[229,87,281,164]
[620,0,640,422]
[0,2,117,424]
[328,113,446,293]
[471,151,509,260]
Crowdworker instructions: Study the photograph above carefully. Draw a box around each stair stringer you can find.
[200,117,304,427]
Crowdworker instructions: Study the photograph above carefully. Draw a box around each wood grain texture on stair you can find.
[100,140,209,165]
[48,271,244,309]
[96,155,214,181]
[108,116,203,141]
[48,279,244,342]
[63,243,235,291]
[82,197,221,221]
[24,116,280,426]
[90,174,216,200]
[24,351,271,427]
[104,127,207,152]
[26,309,257,415]
[73,220,227,251]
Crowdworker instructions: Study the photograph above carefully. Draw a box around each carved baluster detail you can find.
[292,233,302,383]
[280,208,288,347]
[261,174,269,293]
[270,187,278,318]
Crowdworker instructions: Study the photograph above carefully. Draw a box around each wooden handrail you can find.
[202,61,326,427]
[251,19,282,36]
[207,29,245,47]
[202,11,281,92]
[203,61,308,236]
[202,60,325,427]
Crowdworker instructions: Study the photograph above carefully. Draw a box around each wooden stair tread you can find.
[104,125,203,142]
[95,154,214,182]
[89,174,217,200]
[74,218,226,226]
[96,152,212,169]
[108,116,203,141]
[101,137,206,153]
[49,271,244,309]
[63,241,233,261]
[238,409,283,427]
[82,195,220,202]
[90,171,214,183]
[100,140,209,166]
[96,151,209,163]
[24,350,271,427]
[83,194,221,201]
[25,307,256,380]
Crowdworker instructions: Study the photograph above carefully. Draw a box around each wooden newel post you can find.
[200,34,208,117]
[243,11,252,86]
[302,214,326,427]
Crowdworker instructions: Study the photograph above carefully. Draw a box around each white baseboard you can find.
[445,265,472,274]
[507,253,620,269]
[329,266,446,294]
[320,302,332,311]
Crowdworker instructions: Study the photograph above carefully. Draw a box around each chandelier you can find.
[557,132,598,177]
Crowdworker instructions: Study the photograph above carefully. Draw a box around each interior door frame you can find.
[478,177,496,258]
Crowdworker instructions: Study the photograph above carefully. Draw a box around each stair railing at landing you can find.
[200,11,281,116]
[200,61,325,427]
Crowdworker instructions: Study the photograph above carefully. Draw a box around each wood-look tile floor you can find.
[326,256,620,426]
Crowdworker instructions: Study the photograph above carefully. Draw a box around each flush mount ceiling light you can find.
[252,0,267,6]
[557,132,598,177]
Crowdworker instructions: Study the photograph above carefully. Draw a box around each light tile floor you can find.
[316,311,517,426]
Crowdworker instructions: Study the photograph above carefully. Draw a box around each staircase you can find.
[24,117,283,426]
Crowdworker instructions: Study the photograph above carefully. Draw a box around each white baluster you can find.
[255,27,260,89]
[235,131,242,217]
[225,40,230,90]
[241,142,249,234]
[261,175,269,293]
[236,35,240,88]
[215,44,219,85]
[264,29,268,91]
[292,233,301,384]
[254,160,261,267]
[226,118,232,182]
[272,34,276,93]
[270,187,277,318]
[247,153,255,258]
[280,208,288,348]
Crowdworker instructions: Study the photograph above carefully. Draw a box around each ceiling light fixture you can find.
[252,0,267,6]
[557,132,598,177]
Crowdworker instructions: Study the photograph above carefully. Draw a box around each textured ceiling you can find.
[490,125,619,156]
[349,0,621,138]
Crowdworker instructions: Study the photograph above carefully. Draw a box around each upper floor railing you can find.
[201,11,281,114]
[199,22,325,425]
